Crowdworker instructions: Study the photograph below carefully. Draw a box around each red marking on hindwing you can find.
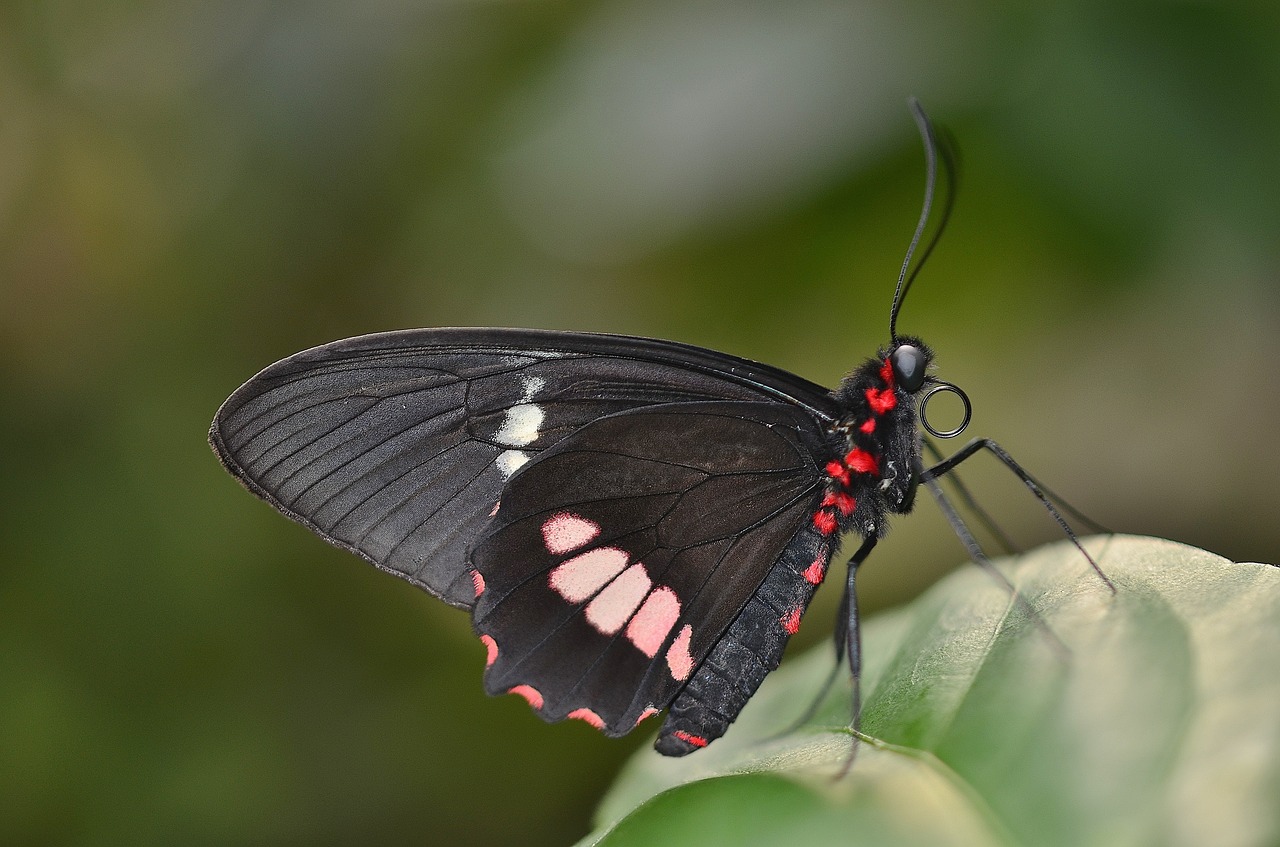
[672,730,708,748]
[666,624,695,681]
[626,586,681,657]
[568,708,605,730]
[822,491,855,516]
[470,570,485,598]
[859,417,876,434]
[844,447,879,476]
[549,547,629,603]
[541,512,600,555]
[803,556,826,585]
[480,634,498,667]
[585,563,651,635]
[636,707,659,725]
[813,510,837,535]
[865,386,897,414]
[781,607,803,635]
[509,685,543,710]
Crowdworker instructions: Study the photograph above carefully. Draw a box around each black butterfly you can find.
[209,102,1109,757]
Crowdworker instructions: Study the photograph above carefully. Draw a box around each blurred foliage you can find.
[1,2,1277,845]
[590,538,1280,846]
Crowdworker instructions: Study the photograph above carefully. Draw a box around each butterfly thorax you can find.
[818,337,934,540]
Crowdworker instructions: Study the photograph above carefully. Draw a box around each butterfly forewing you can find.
[210,328,837,609]
[469,401,830,734]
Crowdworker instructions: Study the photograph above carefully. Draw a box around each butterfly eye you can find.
[891,344,928,393]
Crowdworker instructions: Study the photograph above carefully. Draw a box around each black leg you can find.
[923,437,1018,554]
[838,535,876,774]
[921,437,1115,593]
[765,535,877,757]
[917,467,1068,659]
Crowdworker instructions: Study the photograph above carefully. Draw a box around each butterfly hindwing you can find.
[469,400,830,735]
[209,328,837,608]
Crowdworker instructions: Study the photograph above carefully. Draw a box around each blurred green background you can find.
[3,2,1278,845]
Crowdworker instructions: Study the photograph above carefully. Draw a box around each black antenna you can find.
[888,98,948,343]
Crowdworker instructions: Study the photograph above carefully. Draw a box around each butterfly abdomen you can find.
[654,515,837,755]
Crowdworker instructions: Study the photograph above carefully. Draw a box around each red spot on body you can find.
[508,685,544,710]
[672,730,708,748]
[480,634,498,667]
[822,491,855,516]
[825,461,850,486]
[781,607,802,635]
[470,570,485,598]
[803,556,826,585]
[844,448,879,476]
[880,358,895,386]
[865,386,897,414]
[859,418,876,434]
[568,708,605,730]
[813,510,837,535]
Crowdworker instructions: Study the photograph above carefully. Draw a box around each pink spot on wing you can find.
[636,707,659,726]
[803,556,826,585]
[585,564,651,635]
[568,708,605,730]
[470,569,485,598]
[508,684,543,710]
[781,607,802,635]
[625,587,681,657]
[479,634,498,667]
[488,500,501,517]
[549,547,629,602]
[666,624,695,681]
[541,512,601,555]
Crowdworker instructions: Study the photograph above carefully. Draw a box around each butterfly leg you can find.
[921,438,1115,593]
[761,534,875,757]
[843,535,875,733]
[922,437,1017,555]
[915,465,1068,659]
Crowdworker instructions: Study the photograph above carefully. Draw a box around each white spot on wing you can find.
[493,375,548,447]
[495,449,529,477]
[494,403,544,447]
[520,376,546,400]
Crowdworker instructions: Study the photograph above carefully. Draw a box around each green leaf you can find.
[581,536,1280,847]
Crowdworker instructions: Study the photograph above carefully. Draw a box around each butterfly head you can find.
[889,342,929,392]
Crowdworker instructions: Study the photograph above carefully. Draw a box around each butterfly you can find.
[209,101,1109,757]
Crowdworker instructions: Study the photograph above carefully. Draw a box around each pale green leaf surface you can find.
[581,536,1280,847]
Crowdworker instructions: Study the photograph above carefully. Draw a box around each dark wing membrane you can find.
[210,328,837,608]
[469,401,828,735]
